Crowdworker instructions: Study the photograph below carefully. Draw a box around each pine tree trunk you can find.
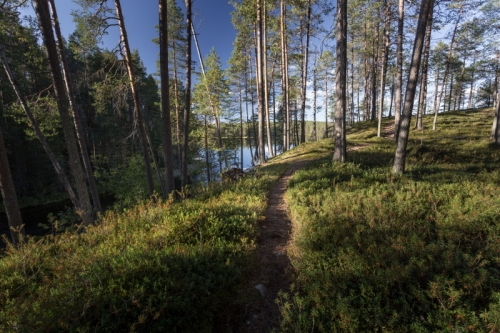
[0,90,24,246]
[433,0,464,130]
[114,0,155,196]
[1,45,83,216]
[300,0,311,144]
[333,0,347,163]
[394,0,404,142]
[181,0,192,187]
[377,1,391,138]
[263,0,273,157]
[256,0,265,164]
[416,6,433,130]
[159,0,175,196]
[48,0,102,212]
[393,0,434,174]
[33,0,93,226]
[280,0,290,151]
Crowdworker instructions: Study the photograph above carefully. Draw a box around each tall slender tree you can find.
[33,0,93,226]
[159,0,175,196]
[333,0,347,163]
[393,0,434,174]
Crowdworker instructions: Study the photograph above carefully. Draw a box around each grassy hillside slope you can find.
[281,108,500,332]
[0,138,330,332]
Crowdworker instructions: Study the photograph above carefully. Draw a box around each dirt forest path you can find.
[236,157,314,333]
[236,139,377,332]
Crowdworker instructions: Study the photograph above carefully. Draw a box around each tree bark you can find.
[0,90,24,246]
[48,0,102,213]
[377,0,390,137]
[300,0,312,144]
[394,0,404,142]
[433,0,464,130]
[34,0,93,226]
[333,0,347,163]
[181,0,192,187]
[0,45,81,216]
[495,93,500,145]
[393,0,433,174]
[256,0,265,164]
[263,0,274,157]
[159,0,175,195]
[416,3,434,130]
[114,0,155,196]
[280,0,290,151]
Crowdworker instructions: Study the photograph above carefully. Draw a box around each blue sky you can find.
[20,0,238,75]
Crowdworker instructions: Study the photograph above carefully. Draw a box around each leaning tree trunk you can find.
[48,0,102,213]
[416,7,433,131]
[333,0,347,163]
[0,90,24,246]
[33,0,93,226]
[114,0,155,196]
[393,0,434,174]
[0,45,81,213]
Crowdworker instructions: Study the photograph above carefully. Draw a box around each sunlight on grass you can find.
[280,108,500,332]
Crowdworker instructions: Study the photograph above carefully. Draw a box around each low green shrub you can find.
[0,160,290,332]
[281,109,500,332]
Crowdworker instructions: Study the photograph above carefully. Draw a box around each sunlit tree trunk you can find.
[433,0,464,130]
[300,0,312,144]
[333,0,347,163]
[393,0,434,174]
[416,4,433,130]
[280,0,290,151]
[377,0,390,137]
[394,0,404,141]
[263,0,273,157]
[256,0,265,164]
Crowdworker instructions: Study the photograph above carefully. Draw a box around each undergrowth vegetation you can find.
[0,157,300,332]
[280,109,500,332]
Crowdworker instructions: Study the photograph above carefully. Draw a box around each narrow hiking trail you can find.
[237,158,313,333]
[236,140,377,332]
